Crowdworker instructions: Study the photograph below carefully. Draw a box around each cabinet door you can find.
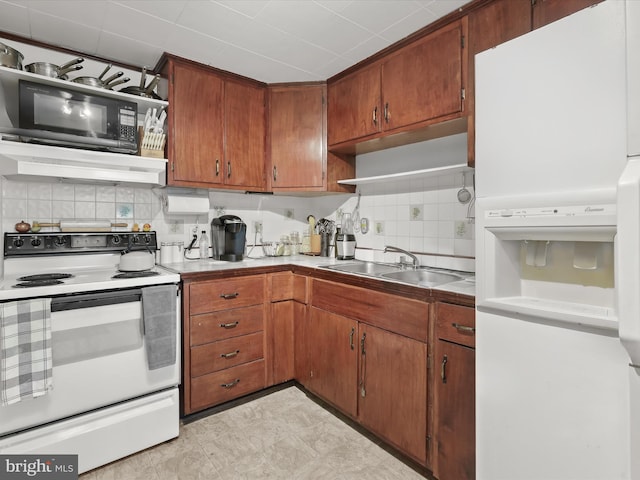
[269,85,325,189]
[327,64,381,146]
[358,323,427,465]
[532,0,602,29]
[307,307,358,418]
[467,0,531,166]
[382,20,464,131]
[293,301,309,385]
[169,62,224,185]
[434,340,475,480]
[224,80,266,189]
[267,300,295,386]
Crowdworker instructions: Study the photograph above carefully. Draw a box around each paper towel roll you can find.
[164,194,210,214]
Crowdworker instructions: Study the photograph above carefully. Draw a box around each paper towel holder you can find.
[163,188,210,215]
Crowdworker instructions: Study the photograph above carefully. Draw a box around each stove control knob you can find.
[132,235,140,244]
[143,234,151,244]
[55,236,66,246]
[31,237,42,247]
[112,235,121,245]
[13,238,24,248]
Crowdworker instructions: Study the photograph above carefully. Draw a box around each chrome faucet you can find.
[383,245,420,269]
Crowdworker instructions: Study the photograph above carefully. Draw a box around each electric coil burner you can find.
[112,271,160,279]
[13,272,75,288]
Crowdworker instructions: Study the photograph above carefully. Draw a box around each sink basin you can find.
[381,270,463,287]
[321,262,403,276]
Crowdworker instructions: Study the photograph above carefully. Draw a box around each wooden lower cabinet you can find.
[306,279,429,466]
[433,302,475,480]
[267,300,295,386]
[183,275,266,415]
[358,323,427,465]
[307,306,359,418]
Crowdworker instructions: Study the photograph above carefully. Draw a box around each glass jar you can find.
[301,232,311,254]
[280,235,291,256]
[290,231,300,255]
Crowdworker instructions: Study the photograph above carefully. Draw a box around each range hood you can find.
[0,139,167,186]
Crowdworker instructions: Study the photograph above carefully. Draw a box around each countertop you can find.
[159,254,476,299]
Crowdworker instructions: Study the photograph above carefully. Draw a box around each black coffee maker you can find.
[210,215,246,261]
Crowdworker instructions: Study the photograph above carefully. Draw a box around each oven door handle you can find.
[51,289,143,312]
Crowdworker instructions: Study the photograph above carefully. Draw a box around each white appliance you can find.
[0,232,181,474]
[475,2,640,479]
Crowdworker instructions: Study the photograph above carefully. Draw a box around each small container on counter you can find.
[280,235,291,256]
[290,231,300,255]
[301,232,311,254]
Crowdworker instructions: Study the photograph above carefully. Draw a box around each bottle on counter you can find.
[199,230,209,259]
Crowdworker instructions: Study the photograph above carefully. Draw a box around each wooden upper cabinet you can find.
[167,60,224,186]
[224,80,266,190]
[269,84,325,189]
[382,19,465,131]
[327,64,381,146]
[532,0,602,29]
[160,54,266,190]
[466,0,531,167]
[327,19,466,150]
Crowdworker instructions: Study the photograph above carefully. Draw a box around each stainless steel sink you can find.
[321,262,403,276]
[380,270,463,287]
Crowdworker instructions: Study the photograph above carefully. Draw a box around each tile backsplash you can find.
[0,134,475,273]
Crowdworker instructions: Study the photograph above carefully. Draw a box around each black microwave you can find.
[17,80,138,154]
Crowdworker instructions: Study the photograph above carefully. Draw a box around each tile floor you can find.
[79,386,431,479]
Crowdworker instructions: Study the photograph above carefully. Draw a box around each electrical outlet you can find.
[253,221,263,234]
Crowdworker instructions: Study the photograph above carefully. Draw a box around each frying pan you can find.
[119,73,162,99]
[71,64,130,89]
[25,57,84,79]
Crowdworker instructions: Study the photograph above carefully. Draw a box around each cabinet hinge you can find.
[170,162,174,172]
[322,170,326,181]
[531,0,537,6]
[322,94,326,106]
[461,35,465,49]
[461,88,466,100]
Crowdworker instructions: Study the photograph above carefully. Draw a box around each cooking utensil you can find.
[139,66,147,89]
[15,220,30,233]
[104,76,130,89]
[0,42,23,69]
[457,173,472,204]
[24,57,84,79]
[119,250,155,271]
[119,74,162,99]
[34,219,129,232]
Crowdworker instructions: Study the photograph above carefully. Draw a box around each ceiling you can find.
[0,0,469,83]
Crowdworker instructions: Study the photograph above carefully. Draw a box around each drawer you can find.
[436,302,475,348]
[269,272,293,302]
[311,279,428,341]
[190,304,264,346]
[190,276,265,314]
[190,359,265,411]
[191,331,264,377]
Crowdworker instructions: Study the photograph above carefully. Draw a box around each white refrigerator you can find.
[475,1,640,479]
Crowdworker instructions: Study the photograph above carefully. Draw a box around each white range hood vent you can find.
[0,139,167,186]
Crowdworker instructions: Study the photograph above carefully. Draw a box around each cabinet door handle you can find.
[441,354,448,384]
[372,106,378,125]
[452,322,475,333]
[273,165,277,182]
[384,103,389,123]
[219,321,239,329]
[360,332,367,397]
[227,161,231,178]
[215,159,220,176]
[349,327,355,350]
[219,292,239,299]
[220,350,240,359]
[220,379,240,389]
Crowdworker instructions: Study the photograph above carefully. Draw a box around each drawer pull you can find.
[219,321,239,329]
[220,379,240,389]
[349,327,355,350]
[452,322,475,333]
[220,292,239,300]
[220,350,240,359]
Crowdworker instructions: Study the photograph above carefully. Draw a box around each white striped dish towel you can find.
[0,298,53,406]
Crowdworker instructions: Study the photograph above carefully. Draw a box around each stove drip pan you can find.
[112,271,160,279]
[18,273,74,281]
[13,279,65,288]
